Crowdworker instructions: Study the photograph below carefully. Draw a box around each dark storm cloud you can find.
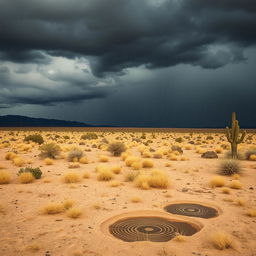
[0,0,256,76]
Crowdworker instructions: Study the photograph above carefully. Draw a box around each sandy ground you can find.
[0,129,256,256]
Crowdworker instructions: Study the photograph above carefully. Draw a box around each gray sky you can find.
[0,0,256,127]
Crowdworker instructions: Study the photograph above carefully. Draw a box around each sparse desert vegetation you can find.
[0,128,255,256]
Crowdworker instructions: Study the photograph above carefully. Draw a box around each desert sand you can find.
[0,128,256,256]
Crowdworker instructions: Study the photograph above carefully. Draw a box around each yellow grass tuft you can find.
[68,163,80,168]
[5,152,17,160]
[66,207,82,218]
[110,165,122,174]
[134,173,150,190]
[109,180,121,187]
[165,162,172,167]
[99,155,109,162]
[211,231,235,250]
[142,159,154,168]
[25,244,40,252]
[130,196,142,203]
[0,164,6,169]
[125,156,140,167]
[62,172,81,183]
[121,152,130,161]
[63,199,75,209]
[249,154,256,161]
[124,170,139,182]
[19,172,35,184]
[221,187,231,194]
[246,209,256,217]
[169,154,178,161]
[215,147,223,154]
[41,203,64,214]
[235,198,246,206]
[229,180,242,189]
[0,170,11,184]
[79,156,89,164]
[82,171,90,179]
[231,174,240,180]
[12,157,25,167]
[93,203,101,210]
[131,161,142,170]
[149,169,170,189]
[97,167,114,181]
[173,235,186,242]
[44,158,53,165]
[209,176,225,188]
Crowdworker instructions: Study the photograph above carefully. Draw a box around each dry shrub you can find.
[219,160,241,176]
[108,142,126,156]
[229,180,242,189]
[211,231,235,250]
[0,170,11,184]
[209,176,225,188]
[41,203,64,214]
[39,143,61,159]
[62,172,81,183]
[66,207,82,218]
[67,148,84,162]
[19,172,35,184]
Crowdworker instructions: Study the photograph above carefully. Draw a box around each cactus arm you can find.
[237,130,246,144]
[234,120,240,141]
[226,127,232,143]
[231,112,236,140]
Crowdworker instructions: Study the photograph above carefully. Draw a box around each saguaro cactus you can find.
[226,112,246,159]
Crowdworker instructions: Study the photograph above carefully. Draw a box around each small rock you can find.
[181,188,189,192]
[201,151,218,159]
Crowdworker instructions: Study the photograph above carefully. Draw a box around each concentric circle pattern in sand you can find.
[109,216,199,242]
[164,203,219,218]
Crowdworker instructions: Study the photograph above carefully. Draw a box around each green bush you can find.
[218,160,241,176]
[39,143,61,159]
[81,133,98,140]
[18,167,42,179]
[67,148,84,161]
[24,134,44,144]
[108,142,126,156]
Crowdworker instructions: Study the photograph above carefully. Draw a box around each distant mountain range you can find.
[0,115,94,127]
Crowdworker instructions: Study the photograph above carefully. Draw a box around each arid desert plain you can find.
[0,128,256,256]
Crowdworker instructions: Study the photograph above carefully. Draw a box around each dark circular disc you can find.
[164,203,218,218]
[109,217,199,242]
